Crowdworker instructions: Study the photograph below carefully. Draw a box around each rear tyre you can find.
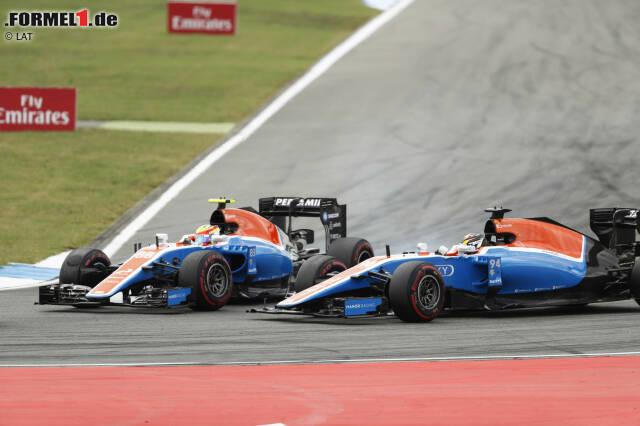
[327,237,374,268]
[295,254,346,293]
[388,261,445,323]
[59,247,111,288]
[629,261,640,305]
[180,251,233,311]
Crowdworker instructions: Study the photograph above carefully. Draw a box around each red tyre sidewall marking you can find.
[83,253,108,267]
[199,254,231,307]
[199,256,217,307]
[410,265,442,320]
[81,252,109,283]
[83,255,95,267]
[84,253,111,266]
[320,261,346,278]
[353,243,372,264]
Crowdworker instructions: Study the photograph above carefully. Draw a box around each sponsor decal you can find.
[487,258,502,287]
[133,250,156,259]
[0,88,75,131]
[88,246,159,296]
[274,198,322,208]
[3,9,118,42]
[628,210,638,219]
[167,287,191,306]
[168,2,236,35]
[435,264,454,277]
[344,298,382,316]
[110,268,134,277]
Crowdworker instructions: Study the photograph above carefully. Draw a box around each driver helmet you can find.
[461,233,484,250]
[194,224,220,245]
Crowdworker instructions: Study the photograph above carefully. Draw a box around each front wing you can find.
[38,281,192,308]
[250,296,390,318]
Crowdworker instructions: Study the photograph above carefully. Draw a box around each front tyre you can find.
[59,247,111,288]
[295,254,346,293]
[327,237,374,268]
[180,251,233,311]
[388,261,445,322]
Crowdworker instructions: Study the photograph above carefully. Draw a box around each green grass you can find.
[0,1,378,264]
[0,129,218,264]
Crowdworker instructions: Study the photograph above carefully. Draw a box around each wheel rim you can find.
[356,249,372,263]
[92,261,108,271]
[205,264,229,298]
[416,275,440,311]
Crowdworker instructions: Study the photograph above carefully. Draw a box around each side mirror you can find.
[291,229,314,244]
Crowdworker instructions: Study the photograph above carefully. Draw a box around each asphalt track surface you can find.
[3,0,640,366]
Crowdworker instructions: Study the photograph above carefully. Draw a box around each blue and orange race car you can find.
[257,207,640,322]
[38,197,373,310]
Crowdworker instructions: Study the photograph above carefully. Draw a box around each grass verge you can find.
[0,129,218,264]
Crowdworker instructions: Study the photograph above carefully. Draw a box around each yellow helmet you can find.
[195,224,220,244]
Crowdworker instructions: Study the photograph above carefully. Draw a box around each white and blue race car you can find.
[256,207,640,322]
[38,197,373,310]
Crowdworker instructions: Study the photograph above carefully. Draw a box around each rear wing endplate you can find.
[589,207,639,254]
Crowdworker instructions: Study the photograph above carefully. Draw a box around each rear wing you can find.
[590,208,639,256]
[259,197,347,244]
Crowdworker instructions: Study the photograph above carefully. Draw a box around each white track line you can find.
[2,351,640,368]
[101,0,416,257]
[0,277,41,291]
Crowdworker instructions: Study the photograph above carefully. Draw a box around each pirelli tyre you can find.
[180,251,233,311]
[629,260,640,305]
[295,254,346,293]
[59,247,111,288]
[327,237,374,268]
[389,261,445,323]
